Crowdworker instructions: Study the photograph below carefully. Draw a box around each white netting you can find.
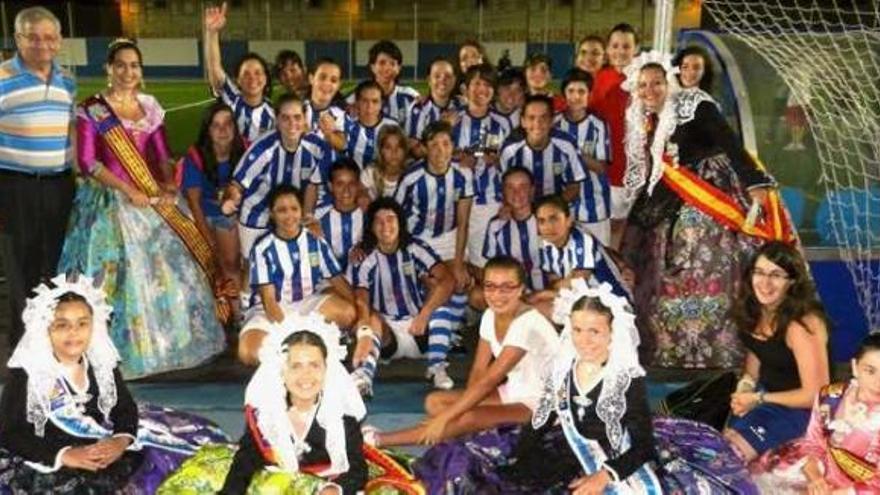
[703,0,880,331]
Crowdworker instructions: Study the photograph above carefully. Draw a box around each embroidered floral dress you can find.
[623,88,776,368]
[59,93,225,378]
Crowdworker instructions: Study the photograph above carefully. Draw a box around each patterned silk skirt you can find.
[0,405,229,494]
[624,153,762,369]
[59,180,225,378]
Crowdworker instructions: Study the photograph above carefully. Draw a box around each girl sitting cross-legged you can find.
[0,274,228,494]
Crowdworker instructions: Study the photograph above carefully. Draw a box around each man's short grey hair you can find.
[14,6,61,35]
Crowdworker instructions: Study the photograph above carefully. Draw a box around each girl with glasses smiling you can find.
[725,241,830,462]
[367,256,559,484]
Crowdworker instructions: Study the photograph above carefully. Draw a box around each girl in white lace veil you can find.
[7,273,119,438]
[242,312,366,478]
[533,279,645,453]
[621,50,681,201]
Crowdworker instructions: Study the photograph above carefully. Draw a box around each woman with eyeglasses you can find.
[724,241,829,462]
[366,255,559,456]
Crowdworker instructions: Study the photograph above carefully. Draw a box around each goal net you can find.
[702,0,880,331]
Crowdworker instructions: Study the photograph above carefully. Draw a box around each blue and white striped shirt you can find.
[218,77,274,143]
[346,84,421,124]
[0,55,75,173]
[354,238,442,319]
[406,97,462,141]
[493,105,521,129]
[248,229,342,308]
[233,131,330,228]
[315,203,364,272]
[540,227,601,280]
[304,100,352,138]
[554,114,611,223]
[499,129,587,197]
[483,214,547,291]
[394,159,474,238]
[345,116,399,169]
[554,113,610,162]
[539,227,625,295]
[452,110,512,205]
[384,84,421,124]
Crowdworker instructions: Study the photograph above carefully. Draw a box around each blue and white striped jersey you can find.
[539,226,601,279]
[304,100,352,141]
[315,203,365,271]
[483,214,547,291]
[248,229,342,308]
[554,114,611,223]
[345,116,399,169]
[218,77,274,143]
[346,83,421,124]
[233,131,330,228]
[451,109,512,205]
[394,159,474,238]
[492,105,522,129]
[383,84,421,124]
[499,129,587,198]
[406,97,463,141]
[554,113,610,162]
[354,238,442,319]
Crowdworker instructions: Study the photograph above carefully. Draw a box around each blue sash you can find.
[27,378,201,473]
[557,373,662,494]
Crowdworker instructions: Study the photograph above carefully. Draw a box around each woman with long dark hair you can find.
[672,45,714,93]
[725,241,829,461]
[59,39,225,378]
[181,100,246,294]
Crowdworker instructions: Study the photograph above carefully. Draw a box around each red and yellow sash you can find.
[82,95,232,323]
[245,405,426,494]
[661,154,797,243]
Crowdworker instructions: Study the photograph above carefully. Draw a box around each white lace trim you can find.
[8,274,119,438]
[674,88,719,126]
[534,280,645,452]
[244,313,366,477]
[623,97,679,199]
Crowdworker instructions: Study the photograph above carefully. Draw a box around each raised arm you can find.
[203,2,229,94]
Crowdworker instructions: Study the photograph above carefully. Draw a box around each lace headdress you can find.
[533,279,645,452]
[8,274,120,437]
[244,313,366,477]
[621,50,681,199]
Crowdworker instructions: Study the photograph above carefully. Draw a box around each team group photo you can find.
[0,0,878,493]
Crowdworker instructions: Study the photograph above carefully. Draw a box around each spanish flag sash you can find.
[82,95,232,322]
[660,154,797,243]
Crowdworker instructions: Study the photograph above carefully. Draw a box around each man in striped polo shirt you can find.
[0,7,76,346]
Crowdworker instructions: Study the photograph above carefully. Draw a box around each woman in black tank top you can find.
[724,241,829,462]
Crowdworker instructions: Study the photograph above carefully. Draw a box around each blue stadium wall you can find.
[64,38,576,80]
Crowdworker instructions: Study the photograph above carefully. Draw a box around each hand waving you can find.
[205,2,228,32]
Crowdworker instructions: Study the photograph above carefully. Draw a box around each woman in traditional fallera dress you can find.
[58,39,225,378]
[159,313,424,494]
[0,275,228,494]
[620,51,794,369]
[751,333,880,494]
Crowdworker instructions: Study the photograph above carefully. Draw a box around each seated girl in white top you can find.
[370,255,560,447]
